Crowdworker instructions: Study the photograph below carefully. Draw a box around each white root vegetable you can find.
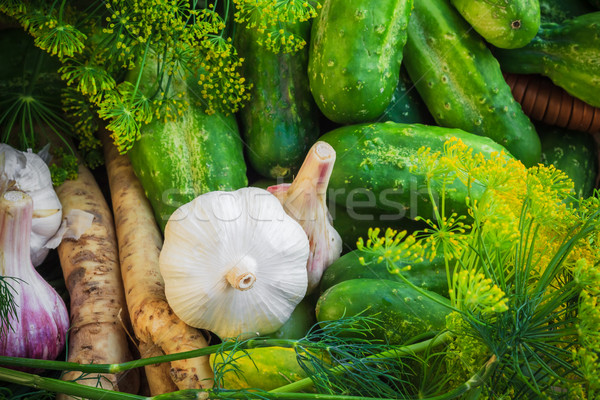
[101,131,214,391]
[56,162,138,398]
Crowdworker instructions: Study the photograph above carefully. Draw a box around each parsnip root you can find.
[56,163,138,398]
[101,130,214,392]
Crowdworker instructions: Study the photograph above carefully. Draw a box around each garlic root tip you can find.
[314,142,335,159]
[226,266,256,291]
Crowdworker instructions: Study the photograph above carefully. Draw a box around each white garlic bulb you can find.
[159,187,310,340]
[0,144,62,266]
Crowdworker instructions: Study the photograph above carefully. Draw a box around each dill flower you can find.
[34,21,86,59]
[61,87,100,151]
[356,227,426,272]
[234,0,321,53]
[197,37,250,115]
[257,27,307,53]
[59,61,116,99]
[526,164,574,225]
[451,269,508,315]
[415,213,469,260]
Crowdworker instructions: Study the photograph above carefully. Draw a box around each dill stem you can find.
[0,338,295,373]
[0,366,142,400]
[0,366,430,400]
[270,332,452,393]
[133,39,152,101]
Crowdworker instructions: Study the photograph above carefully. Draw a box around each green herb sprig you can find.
[0,0,321,157]
[360,137,600,399]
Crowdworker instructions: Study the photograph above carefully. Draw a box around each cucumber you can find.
[320,250,448,297]
[450,0,540,49]
[308,0,413,124]
[538,123,598,200]
[320,122,511,222]
[265,298,316,340]
[403,0,541,167]
[331,202,427,251]
[493,12,600,109]
[379,67,434,125]
[127,53,248,231]
[211,347,312,391]
[316,279,450,344]
[539,0,594,23]
[235,22,320,179]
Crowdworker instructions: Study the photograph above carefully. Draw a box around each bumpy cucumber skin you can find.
[236,22,320,179]
[380,67,434,125]
[127,61,247,231]
[308,0,413,124]
[320,122,510,222]
[494,12,600,109]
[316,279,450,344]
[539,0,593,23]
[403,0,541,167]
[210,347,311,391]
[538,123,598,199]
[319,250,448,297]
[450,0,540,49]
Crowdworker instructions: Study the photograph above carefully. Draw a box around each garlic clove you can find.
[268,141,343,294]
[0,144,63,266]
[0,190,70,368]
[160,187,310,340]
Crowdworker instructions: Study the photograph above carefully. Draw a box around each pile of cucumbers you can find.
[128,0,599,240]
[125,0,599,390]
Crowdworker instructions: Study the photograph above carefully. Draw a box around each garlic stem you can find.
[225,255,258,291]
[1,191,32,274]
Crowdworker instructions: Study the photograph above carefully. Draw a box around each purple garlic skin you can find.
[268,141,343,293]
[0,190,69,370]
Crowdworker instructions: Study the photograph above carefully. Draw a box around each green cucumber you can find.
[331,202,427,251]
[235,22,319,179]
[539,0,594,23]
[450,0,540,49]
[493,12,600,109]
[265,298,316,340]
[320,250,448,297]
[127,53,248,231]
[538,123,598,200]
[320,122,511,222]
[403,0,541,167]
[211,347,313,391]
[308,0,413,124]
[379,66,434,125]
[316,279,450,344]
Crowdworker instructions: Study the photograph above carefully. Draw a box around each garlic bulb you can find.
[0,144,62,266]
[267,141,343,294]
[0,189,70,366]
[159,187,310,340]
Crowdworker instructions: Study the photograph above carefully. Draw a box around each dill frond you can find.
[404,138,600,398]
[0,276,20,340]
